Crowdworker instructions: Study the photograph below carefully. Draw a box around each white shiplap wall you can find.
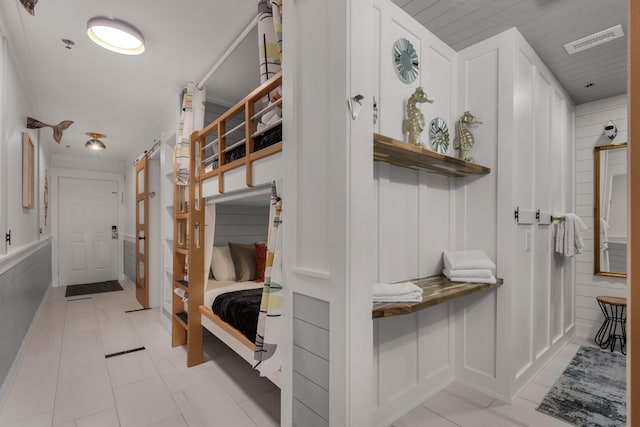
[574,94,628,338]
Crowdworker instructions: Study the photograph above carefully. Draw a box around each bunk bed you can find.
[172,71,282,385]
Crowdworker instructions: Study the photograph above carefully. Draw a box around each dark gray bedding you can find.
[211,288,263,342]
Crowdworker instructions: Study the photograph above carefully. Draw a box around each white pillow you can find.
[211,246,236,281]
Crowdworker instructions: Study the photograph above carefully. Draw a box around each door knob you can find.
[138,236,146,240]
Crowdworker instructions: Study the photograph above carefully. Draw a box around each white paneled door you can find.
[59,177,118,286]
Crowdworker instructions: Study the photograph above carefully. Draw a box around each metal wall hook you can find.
[373,96,379,125]
[347,94,365,120]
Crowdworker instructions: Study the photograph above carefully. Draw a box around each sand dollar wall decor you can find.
[392,38,419,84]
[429,118,449,154]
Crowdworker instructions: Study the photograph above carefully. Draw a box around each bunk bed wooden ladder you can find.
[171,134,205,367]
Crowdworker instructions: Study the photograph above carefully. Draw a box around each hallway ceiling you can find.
[393,0,628,106]
[0,0,628,166]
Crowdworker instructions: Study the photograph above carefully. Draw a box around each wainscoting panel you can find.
[0,241,51,386]
[292,293,329,427]
[123,237,135,284]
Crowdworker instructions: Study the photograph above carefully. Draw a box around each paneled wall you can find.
[371,1,457,424]
[283,0,375,424]
[457,28,575,399]
[574,94,627,337]
[0,241,51,388]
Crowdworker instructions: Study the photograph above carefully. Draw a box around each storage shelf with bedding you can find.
[196,71,282,195]
[372,274,504,318]
[373,133,491,177]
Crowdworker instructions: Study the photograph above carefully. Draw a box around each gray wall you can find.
[0,241,52,386]
[124,239,136,283]
[214,204,270,247]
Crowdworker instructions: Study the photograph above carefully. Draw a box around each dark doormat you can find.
[65,280,123,297]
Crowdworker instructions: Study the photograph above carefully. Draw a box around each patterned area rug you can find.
[536,346,626,426]
[65,280,123,297]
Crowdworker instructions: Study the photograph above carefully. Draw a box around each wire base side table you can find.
[594,296,627,355]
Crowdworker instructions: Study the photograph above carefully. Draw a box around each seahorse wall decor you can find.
[453,111,482,162]
[402,87,434,146]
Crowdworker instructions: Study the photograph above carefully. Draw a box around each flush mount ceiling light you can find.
[87,17,145,55]
[85,132,107,150]
[564,25,624,55]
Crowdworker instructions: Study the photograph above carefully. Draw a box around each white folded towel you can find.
[372,282,423,303]
[373,293,423,303]
[446,276,497,285]
[443,250,496,271]
[443,268,495,279]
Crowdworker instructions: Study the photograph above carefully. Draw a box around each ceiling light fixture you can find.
[87,17,145,55]
[85,132,107,150]
[564,25,624,55]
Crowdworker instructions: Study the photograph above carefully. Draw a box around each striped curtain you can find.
[254,181,283,376]
[175,82,205,185]
[258,0,283,83]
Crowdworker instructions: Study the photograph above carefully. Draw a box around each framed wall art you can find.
[22,132,34,208]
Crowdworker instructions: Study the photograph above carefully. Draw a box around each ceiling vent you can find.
[564,25,624,55]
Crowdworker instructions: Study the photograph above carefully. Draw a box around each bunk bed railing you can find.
[196,70,282,193]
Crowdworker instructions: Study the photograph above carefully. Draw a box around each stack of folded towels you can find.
[442,250,497,284]
[372,282,423,303]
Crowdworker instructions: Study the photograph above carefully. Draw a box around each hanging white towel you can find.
[555,213,587,257]
[443,250,496,271]
[570,213,588,254]
[443,268,495,279]
[564,214,575,256]
[600,218,610,249]
[555,222,565,254]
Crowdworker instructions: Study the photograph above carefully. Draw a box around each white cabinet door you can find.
[59,177,118,285]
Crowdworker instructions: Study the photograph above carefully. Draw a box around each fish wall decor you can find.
[26,116,74,143]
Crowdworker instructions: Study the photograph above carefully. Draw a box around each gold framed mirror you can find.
[594,142,627,278]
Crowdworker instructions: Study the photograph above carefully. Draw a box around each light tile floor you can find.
[0,285,279,427]
[391,336,598,427]
[0,284,603,427]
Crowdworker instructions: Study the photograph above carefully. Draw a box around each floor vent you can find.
[105,346,146,359]
[66,296,92,302]
[564,25,624,55]
[125,307,152,313]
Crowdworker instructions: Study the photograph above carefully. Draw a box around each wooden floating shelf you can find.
[372,274,503,319]
[373,133,491,177]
